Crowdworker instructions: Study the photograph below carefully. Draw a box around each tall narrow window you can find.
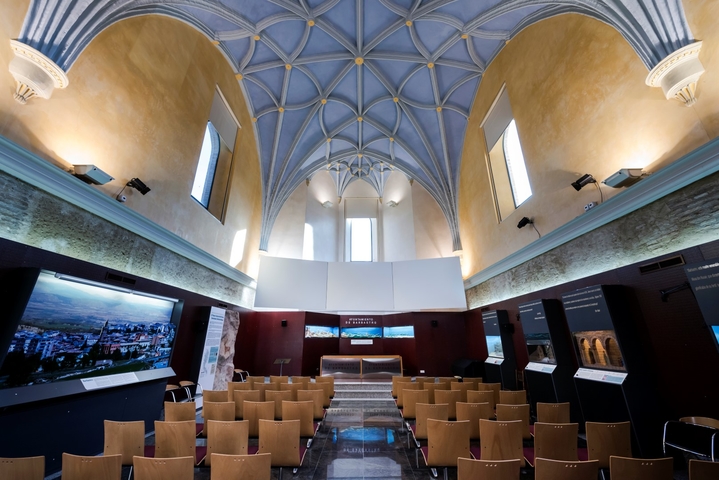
[349,218,372,261]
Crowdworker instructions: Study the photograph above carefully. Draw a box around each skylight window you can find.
[503,120,532,206]
[191,122,220,207]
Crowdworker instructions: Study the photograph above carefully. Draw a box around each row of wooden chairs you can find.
[204,381,332,409]
[397,382,512,410]
[165,381,201,403]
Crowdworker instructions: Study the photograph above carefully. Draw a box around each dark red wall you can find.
[302,312,340,376]
[247,312,305,376]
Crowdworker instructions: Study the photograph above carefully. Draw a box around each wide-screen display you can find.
[383,326,414,338]
[340,327,382,339]
[304,325,339,338]
[712,326,719,347]
[525,333,556,364]
[573,329,626,372]
[486,335,504,358]
[0,271,177,389]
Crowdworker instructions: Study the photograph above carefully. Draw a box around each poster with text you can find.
[197,307,226,392]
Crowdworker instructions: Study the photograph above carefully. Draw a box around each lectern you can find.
[273,358,291,376]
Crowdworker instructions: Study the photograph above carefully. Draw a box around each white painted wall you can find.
[412,181,453,259]
[267,183,306,258]
[305,171,339,261]
[381,171,417,262]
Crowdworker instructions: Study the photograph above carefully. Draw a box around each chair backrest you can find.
[467,390,496,411]
[534,458,599,480]
[265,390,293,419]
[392,376,413,397]
[425,382,450,404]
[450,382,474,402]
[309,382,332,407]
[457,458,520,480]
[246,376,267,388]
[298,389,325,420]
[533,422,579,461]
[164,401,196,422]
[205,420,248,466]
[462,378,483,388]
[435,390,462,420]
[132,456,194,480]
[689,458,719,480]
[314,376,335,396]
[258,420,302,467]
[254,383,276,402]
[397,383,420,408]
[536,402,570,424]
[289,376,310,389]
[456,402,493,440]
[269,375,289,386]
[426,419,471,467]
[403,390,429,419]
[203,390,229,403]
[609,456,673,480]
[202,401,235,436]
[154,420,196,460]
[228,381,251,400]
[680,416,719,430]
[415,403,449,440]
[103,420,144,465]
[495,404,531,439]
[585,421,632,468]
[498,390,526,406]
[437,377,458,384]
[0,456,44,480]
[280,383,302,401]
[479,419,525,467]
[478,383,501,406]
[61,453,122,480]
[282,401,315,437]
[233,390,261,419]
[210,453,272,480]
[243,401,275,437]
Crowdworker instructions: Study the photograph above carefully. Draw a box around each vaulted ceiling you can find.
[16,0,694,251]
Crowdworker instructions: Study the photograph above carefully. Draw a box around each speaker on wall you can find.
[281,319,287,327]
[431,320,438,327]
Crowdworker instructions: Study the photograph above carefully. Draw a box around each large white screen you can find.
[392,257,467,310]
[254,256,328,310]
[326,262,394,311]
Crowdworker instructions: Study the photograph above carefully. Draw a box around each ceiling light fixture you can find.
[73,164,114,185]
[602,168,646,188]
[321,201,333,208]
[386,200,398,208]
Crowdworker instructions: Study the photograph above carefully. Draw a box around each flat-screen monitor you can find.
[712,326,719,347]
[525,332,556,364]
[0,270,180,390]
[383,326,414,338]
[304,325,339,338]
[340,327,382,339]
[486,335,504,358]
[573,329,626,372]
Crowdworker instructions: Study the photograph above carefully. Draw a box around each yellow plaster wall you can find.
[458,5,718,279]
[0,1,262,278]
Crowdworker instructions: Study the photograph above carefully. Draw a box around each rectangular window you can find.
[481,85,532,222]
[349,218,373,261]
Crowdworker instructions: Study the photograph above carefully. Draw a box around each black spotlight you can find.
[127,178,151,195]
[571,173,596,191]
[517,216,532,229]
[281,319,288,327]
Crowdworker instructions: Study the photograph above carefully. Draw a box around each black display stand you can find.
[562,285,662,458]
[482,310,518,390]
[518,298,583,426]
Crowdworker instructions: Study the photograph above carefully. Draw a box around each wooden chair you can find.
[165,384,183,403]
[103,420,144,476]
[451,382,474,402]
[496,404,531,440]
[61,453,122,480]
[203,390,229,403]
[403,390,429,419]
[254,383,276,402]
[280,383,302,401]
[282,401,317,439]
[680,416,719,429]
[179,381,199,400]
[164,401,196,422]
[269,375,289,387]
[478,383,501,406]
[479,419,525,467]
[265,390,293,419]
[258,419,304,479]
[498,390,527,406]
[414,403,450,442]
[435,390,462,420]
[132,456,193,480]
[534,458,599,480]
[457,458,520,480]
[392,376,413,398]
[0,456,44,480]
[298,389,325,420]
[468,390,497,411]
[536,402,570,424]
[153,420,202,465]
[307,383,332,408]
[289,376,310,389]
[210,453,272,480]
[533,422,579,461]
[243,401,275,438]
[609,456,673,480]
[585,421,632,469]
[424,419,471,480]
[689,458,719,480]
[437,377,458,384]
[228,381,251,401]
[397,382,420,408]
[462,378,483,388]
[314,376,335,397]
[246,376,267,388]
[425,382,450,404]
[233,390,260,419]
[456,402,493,440]
[205,420,248,467]
[201,401,235,436]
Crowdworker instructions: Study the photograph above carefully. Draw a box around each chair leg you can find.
[127,465,133,480]
[278,467,283,480]
[430,467,438,478]
[443,467,448,480]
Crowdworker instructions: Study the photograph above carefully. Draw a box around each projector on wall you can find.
[602,168,645,188]
[73,164,114,185]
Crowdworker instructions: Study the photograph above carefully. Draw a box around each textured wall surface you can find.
[0,171,255,306]
[214,309,240,391]
[458,6,719,279]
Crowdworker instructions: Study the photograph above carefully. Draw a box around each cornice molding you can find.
[464,137,719,290]
[0,136,256,289]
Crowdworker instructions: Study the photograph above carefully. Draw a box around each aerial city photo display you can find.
[0,272,177,389]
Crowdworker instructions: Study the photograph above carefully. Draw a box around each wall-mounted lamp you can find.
[386,200,398,208]
[602,168,646,188]
[127,178,151,195]
[571,174,596,191]
[321,201,333,208]
[73,164,114,185]
[517,216,541,238]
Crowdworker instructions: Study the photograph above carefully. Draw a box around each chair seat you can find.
[196,423,204,437]
[529,424,535,436]
[523,446,535,467]
[410,424,417,435]
[470,445,481,460]
[248,445,259,455]
[578,447,588,461]
[420,446,429,465]
[144,445,154,457]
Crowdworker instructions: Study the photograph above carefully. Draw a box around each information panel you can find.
[198,307,226,392]
[574,367,627,384]
[518,300,547,334]
[685,260,719,322]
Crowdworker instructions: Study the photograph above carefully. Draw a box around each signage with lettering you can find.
[341,317,381,327]
[574,367,627,384]
[518,299,547,334]
[561,285,613,331]
[685,260,719,323]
